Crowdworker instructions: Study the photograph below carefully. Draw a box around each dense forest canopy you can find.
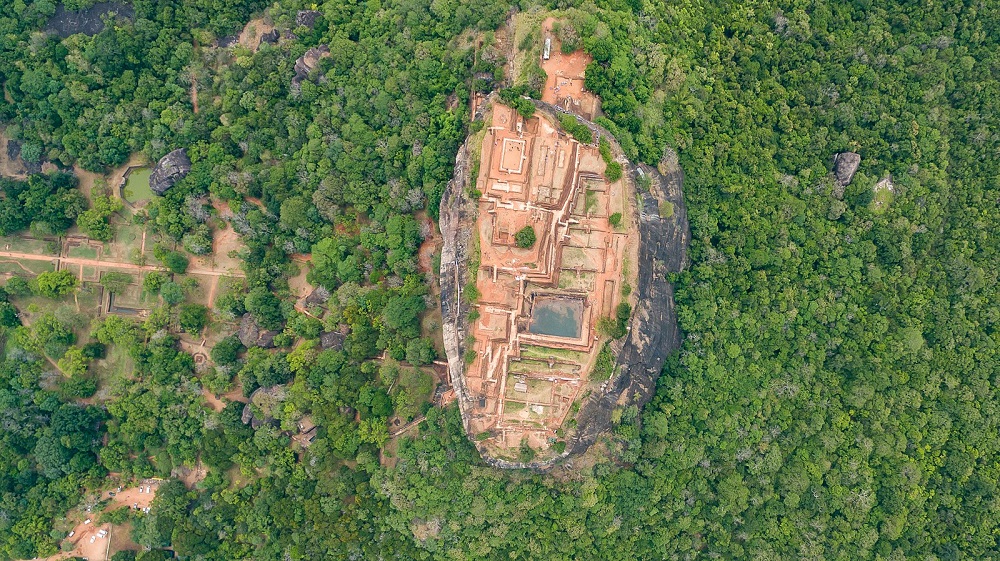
[0,0,998,559]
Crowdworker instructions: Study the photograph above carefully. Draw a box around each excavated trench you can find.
[440,96,690,468]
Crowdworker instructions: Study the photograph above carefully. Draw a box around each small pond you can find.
[123,167,153,205]
[528,296,584,339]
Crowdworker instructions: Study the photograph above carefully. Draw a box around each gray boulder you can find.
[261,29,280,44]
[296,10,322,28]
[291,45,331,91]
[832,152,861,187]
[150,149,191,195]
[238,313,279,348]
[46,2,133,38]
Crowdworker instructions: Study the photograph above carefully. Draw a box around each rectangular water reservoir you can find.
[528,296,584,339]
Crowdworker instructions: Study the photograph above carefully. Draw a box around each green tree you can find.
[162,252,189,274]
[35,270,79,298]
[514,226,536,248]
[210,335,243,366]
[405,338,436,366]
[5,276,31,296]
[0,301,20,327]
[178,304,209,334]
[143,272,168,293]
[100,272,133,294]
[244,287,284,331]
[160,282,185,306]
[77,195,123,241]
[57,347,90,377]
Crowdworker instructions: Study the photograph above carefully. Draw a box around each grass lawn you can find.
[0,259,53,275]
[92,343,136,390]
[67,244,99,259]
[0,236,57,255]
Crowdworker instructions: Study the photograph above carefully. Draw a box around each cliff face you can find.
[439,97,691,469]
[568,159,689,455]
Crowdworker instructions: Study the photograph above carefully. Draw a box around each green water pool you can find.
[123,167,153,204]
[528,296,584,339]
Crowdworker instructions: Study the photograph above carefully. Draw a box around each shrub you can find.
[515,225,536,248]
[558,114,593,144]
[609,212,622,228]
[519,440,536,462]
[597,317,623,338]
[59,375,97,399]
[591,342,615,380]
[605,161,623,182]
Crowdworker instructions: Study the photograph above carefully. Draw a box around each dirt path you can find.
[0,258,35,274]
[0,250,243,277]
[416,211,441,276]
[205,275,219,308]
[191,38,201,114]
[202,388,227,412]
[71,165,103,199]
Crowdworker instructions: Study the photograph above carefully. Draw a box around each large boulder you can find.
[832,152,861,187]
[241,386,286,429]
[291,45,331,92]
[261,29,280,44]
[46,2,133,38]
[293,46,330,79]
[238,313,279,348]
[150,149,192,195]
[296,10,322,28]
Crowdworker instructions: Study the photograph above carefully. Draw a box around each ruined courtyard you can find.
[463,103,634,455]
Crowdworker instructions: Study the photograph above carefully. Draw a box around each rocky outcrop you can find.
[46,2,133,38]
[440,96,690,469]
[568,158,689,456]
[150,149,191,195]
[261,29,280,44]
[302,287,330,307]
[319,330,345,350]
[4,139,40,175]
[832,151,861,187]
[238,313,279,348]
[296,10,322,28]
[291,46,330,92]
[241,386,286,429]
